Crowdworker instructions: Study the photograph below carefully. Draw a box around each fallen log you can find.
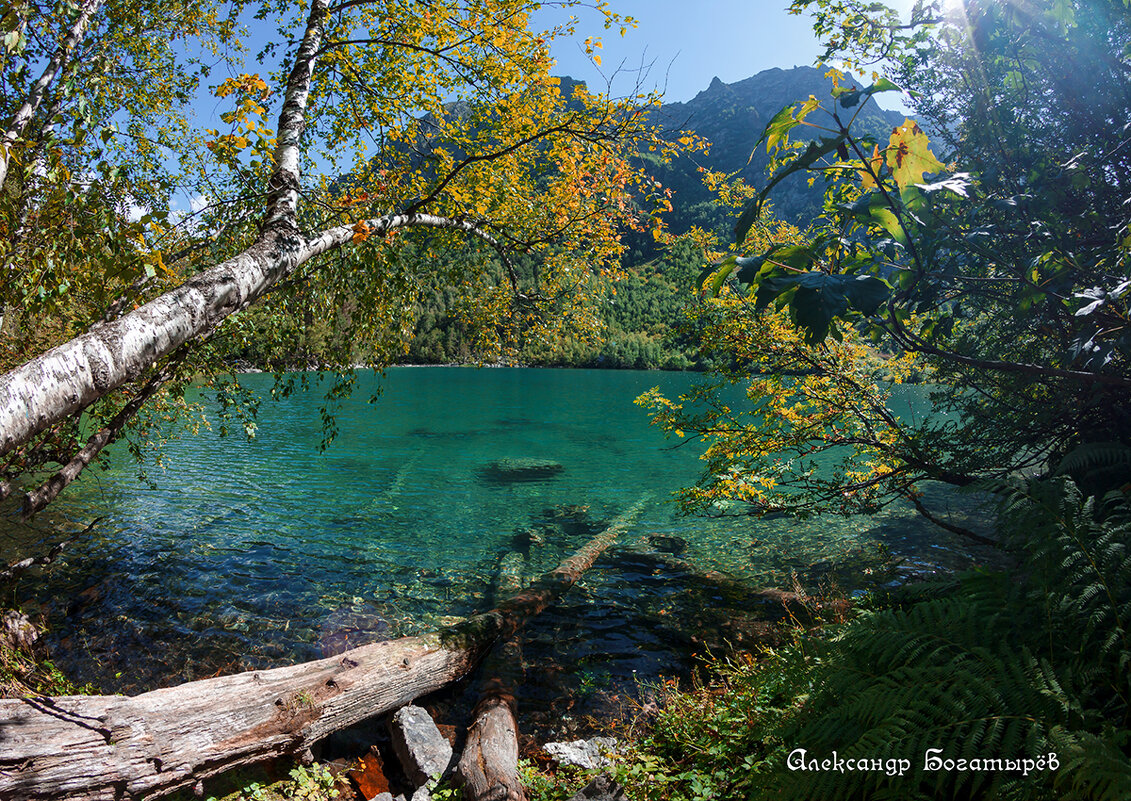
[458,545,529,801]
[457,639,525,801]
[0,496,649,801]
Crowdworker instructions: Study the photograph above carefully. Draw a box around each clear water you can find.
[0,367,992,731]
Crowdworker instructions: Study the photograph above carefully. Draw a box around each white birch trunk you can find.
[0,214,482,459]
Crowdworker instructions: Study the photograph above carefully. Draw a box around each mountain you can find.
[393,67,908,367]
[648,66,905,235]
[255,68,908,369]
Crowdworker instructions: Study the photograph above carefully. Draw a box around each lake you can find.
[1,367,991,735]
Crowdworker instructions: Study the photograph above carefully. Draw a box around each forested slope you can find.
[391,66,902,368]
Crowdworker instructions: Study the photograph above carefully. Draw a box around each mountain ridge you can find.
[642,65,906,229]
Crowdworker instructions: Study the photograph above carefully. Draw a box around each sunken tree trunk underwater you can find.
[0,497,648,800]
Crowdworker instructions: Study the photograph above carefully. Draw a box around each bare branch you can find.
[907,492,998,548]
[0,518,100,583]
[882,303,1131,388]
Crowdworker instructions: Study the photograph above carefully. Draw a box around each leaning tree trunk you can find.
[0,497,647,801]
[0,213,485,463]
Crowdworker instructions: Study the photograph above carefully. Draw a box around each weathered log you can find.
[0,496,648,801]
[457,639,525,801]
[458,545,529,801]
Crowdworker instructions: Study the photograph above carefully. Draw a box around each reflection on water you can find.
[0,367,993,732]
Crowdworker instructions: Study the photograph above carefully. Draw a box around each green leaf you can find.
[736,136,846,245]
[796,94,820,124]
[756,104,801,155]
[699,254,737,296]
[848,192,908,244]
[733,254,774,286]
[836,78,901,108]
[755,272,890,344]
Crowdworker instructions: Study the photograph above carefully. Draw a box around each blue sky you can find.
[540,0,915,103]
[169,0,914,214]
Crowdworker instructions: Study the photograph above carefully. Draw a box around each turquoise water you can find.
[1,367,990,727]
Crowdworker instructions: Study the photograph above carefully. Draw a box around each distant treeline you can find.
[403,237,708,369]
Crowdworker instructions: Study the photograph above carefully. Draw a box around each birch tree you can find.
[0,0,685,514]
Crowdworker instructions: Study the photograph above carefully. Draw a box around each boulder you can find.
[389,705,454,788]
[543,737,617,770]
[569,774,628,801]
[647,534,688,556]
[1,611,42,656]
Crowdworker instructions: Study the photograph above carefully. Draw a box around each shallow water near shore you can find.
[1,367,992,735]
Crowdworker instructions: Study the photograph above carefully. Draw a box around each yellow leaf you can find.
[351,220,371,243]
[593,54,601,66]
[859,144,882,189]
[885,118,945,188]
[796,95,819,123]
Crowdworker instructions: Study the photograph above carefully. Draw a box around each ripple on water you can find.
[1,368,993,722]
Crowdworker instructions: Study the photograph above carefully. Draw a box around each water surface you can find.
[1,367,990,732]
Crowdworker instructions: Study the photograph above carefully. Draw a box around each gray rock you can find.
[2,610,42,656]
[543,737,617,770]
[569,774,628,801]
[410,788,431,801]
[370,794,394,801]
[389,705,453,788]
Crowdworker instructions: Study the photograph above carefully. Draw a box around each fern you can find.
[1054,443,1131,497]
[757,477,1131,801]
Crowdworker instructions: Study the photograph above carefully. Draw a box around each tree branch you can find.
[20,348,189,518]
[882,299,1131,388]
[907,492,997,547]
[0,0,104,190]
[0,518,101,583]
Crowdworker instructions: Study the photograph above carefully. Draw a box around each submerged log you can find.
[0,497,648,801]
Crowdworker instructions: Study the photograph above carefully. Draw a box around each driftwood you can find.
[0,497,648,801]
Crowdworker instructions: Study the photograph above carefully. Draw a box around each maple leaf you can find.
[885,118,945,188]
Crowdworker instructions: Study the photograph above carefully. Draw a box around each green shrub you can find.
[605,478,1131,800]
